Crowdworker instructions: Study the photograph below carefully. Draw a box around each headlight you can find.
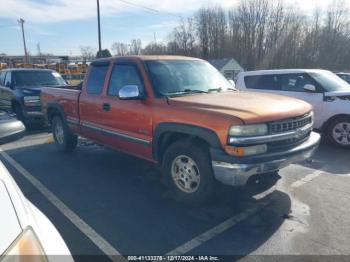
[229,124,268,137]
[24,96,40,106]
[3,227,47,261]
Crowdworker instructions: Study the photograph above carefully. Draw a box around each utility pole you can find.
[18,18,28,63]
[97,0,102,58]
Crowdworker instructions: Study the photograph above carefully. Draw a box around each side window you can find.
[278,74,315,92]
[108,64,144,96]
[86,65,109,94]
[244,75,280,90]
[0,72,5,86]
[4,72,12,87]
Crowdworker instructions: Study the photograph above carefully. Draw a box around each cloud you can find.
[1,0,347,24]
[0,0,238,23]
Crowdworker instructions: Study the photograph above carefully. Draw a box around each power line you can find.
[116,0,182,19]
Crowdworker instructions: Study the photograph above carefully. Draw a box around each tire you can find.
[52,115,78,152]
[162,139,215,205]
[326,116,350,148]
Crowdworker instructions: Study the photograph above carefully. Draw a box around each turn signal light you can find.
[225,144,267,156]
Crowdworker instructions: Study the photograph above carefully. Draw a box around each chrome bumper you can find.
[212,132,321,186]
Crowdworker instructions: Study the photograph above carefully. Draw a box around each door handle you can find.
[102,103,111,111]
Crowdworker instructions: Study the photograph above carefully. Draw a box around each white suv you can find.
[236,69,350,148]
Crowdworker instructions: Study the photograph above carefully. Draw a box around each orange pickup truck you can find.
[41,56,320,204]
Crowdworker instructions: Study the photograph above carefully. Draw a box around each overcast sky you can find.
[0,0,348,56]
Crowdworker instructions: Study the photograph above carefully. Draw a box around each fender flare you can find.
[153,122,222,161]
[46,102,67,124]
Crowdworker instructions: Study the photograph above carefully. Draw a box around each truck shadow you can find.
[297,141,350,175]
[3,142,292,257]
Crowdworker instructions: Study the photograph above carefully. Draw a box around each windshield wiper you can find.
[208,87,236,92]
[166,89,208,95]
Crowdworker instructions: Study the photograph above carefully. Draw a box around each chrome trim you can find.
[229,123,313,145]
[213,132,320,186]
[67,117,79,125]
[80,121,151,145]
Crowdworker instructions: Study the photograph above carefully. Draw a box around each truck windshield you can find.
[145,60,235,96]
[310,71,350,92]
[14,71,67,87]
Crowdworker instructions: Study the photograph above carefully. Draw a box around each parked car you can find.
[0,69,68,125]
[336,72,350,84]
[0,111,25,144]
[236,69,350,148]
[41,56,320,204]
[0,162,72,259]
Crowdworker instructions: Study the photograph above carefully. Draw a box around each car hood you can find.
[167,91,312,124]
[0,179,22,254]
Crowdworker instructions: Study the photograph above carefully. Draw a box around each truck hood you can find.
[17,87,41,96]
[167,91,312,124]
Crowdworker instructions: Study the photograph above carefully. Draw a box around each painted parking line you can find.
[0,148,124,261]
[165,166,327,256]
[166,200,270,255]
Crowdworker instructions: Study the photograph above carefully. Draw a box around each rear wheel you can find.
[326,116,350,148]
[162,140,215,205]
[52,116,78,152]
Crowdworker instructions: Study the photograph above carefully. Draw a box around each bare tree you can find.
[80,46,96,61]
[111,42,128,56]
[130,39,142,55]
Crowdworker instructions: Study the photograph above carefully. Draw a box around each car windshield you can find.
[145,60,235,96]
[14,71,67,87]
[309,71,350,92]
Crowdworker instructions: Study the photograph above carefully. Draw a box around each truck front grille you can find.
[269,113,312,134]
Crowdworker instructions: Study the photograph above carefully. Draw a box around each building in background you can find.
[208,58,244,81]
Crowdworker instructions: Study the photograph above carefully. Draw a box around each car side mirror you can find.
[303,84,316,92]
[118,85,142,100]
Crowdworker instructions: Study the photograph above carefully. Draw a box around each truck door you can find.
[97,62,153,160]
[79,62,110,144]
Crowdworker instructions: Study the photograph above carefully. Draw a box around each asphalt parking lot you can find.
[0,127,349,261]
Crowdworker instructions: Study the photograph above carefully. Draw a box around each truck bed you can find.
[41,87,81,124]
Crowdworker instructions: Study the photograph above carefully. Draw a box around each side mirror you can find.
[303,84,316,92]
[118,85,142,100]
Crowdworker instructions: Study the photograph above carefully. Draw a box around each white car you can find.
[236,69,350,148]
[0,161,72,260]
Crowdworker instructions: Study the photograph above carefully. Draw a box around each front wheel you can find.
[52,116,78,152]
[162,140,215,205]
[326,117,350,148]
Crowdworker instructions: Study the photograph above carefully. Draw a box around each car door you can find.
[98,62,153,160]
[79,62,110,144]
[275,74,324,127]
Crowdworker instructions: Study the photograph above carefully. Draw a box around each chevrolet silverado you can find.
[41,56,320,204]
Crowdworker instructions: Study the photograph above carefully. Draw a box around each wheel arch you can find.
[153,122,222,163]
[46,103,66,125]
[321,114,350,132]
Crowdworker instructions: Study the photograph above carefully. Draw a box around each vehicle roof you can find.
[0,68,55,72]
[239,69,330,76]
[336,72,350,75]
[91,55,202,64]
